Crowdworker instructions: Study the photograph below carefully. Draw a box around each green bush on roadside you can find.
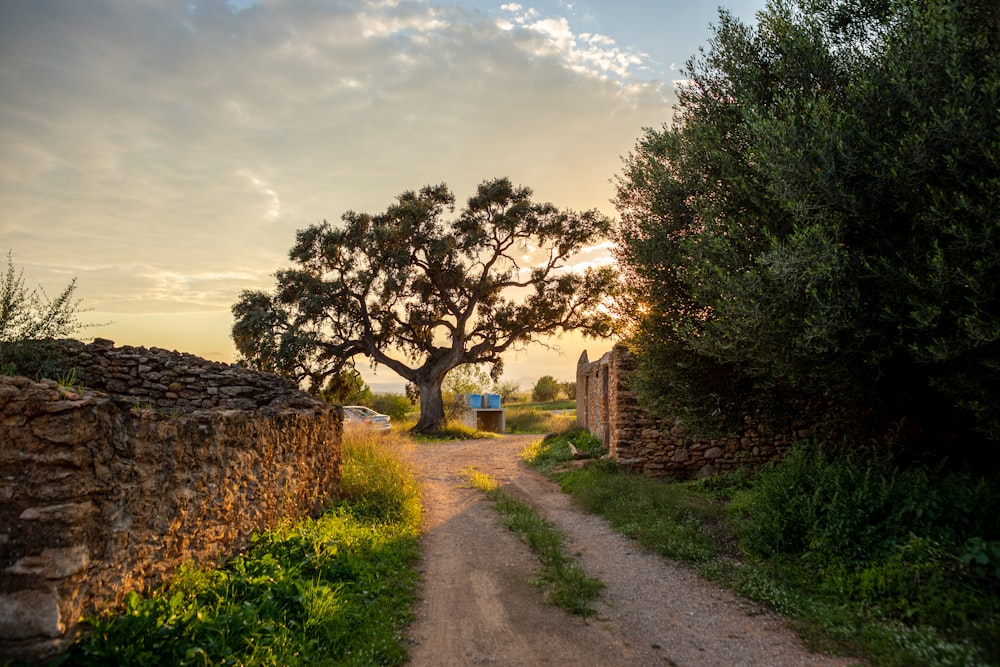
[371,394,412,421]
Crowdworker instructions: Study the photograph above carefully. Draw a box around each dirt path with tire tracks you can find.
[399,434,858,667]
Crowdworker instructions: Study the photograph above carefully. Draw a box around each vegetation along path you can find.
[401,434,854,667]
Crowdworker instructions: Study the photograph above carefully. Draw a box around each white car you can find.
[342,405,392,431]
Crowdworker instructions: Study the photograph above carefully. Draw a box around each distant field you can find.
[510,399,576,411]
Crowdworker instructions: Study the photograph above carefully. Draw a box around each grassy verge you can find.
[524,432,1000,667]
[465,468,604,617]
[408,422,498,442]
[65,431,422,666]
[504,408,575,434]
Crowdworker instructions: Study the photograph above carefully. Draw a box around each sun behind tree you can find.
[232,177,619,433]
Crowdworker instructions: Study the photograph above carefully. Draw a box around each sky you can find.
[1,0,766,393]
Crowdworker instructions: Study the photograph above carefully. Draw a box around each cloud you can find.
[0,0,675,362]
[498,3,648,82]
[239,170,283,222]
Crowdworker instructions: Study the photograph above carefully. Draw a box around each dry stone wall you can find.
[0,340,341,663]
[577,346,809,479]
[64,337,321,412]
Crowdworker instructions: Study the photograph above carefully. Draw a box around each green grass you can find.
[406,421,499,442]
[65,431,423,666]
[516,399,576,411]
[466,468,604,616]
[520,428,607,473]
[504,407,575,434]
[524,432,1000,666]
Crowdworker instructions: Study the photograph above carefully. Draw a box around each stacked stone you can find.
[0,344,341,663]
[63,338,321,412]
[578,344,801,480]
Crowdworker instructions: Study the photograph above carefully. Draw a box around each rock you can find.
[6,546,90,579]
[0,588,63,639]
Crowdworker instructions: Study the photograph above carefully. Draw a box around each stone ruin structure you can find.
[0,339,342,663]
[577,345,811,478]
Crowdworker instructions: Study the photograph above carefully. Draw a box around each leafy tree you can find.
[372,393,411,421]
[318,369,373,406]
[1,252,94,378]
[559,380,576,400]
[615,0,1000,444]
[442,363,492,422]
[532,375,561,403]
[233,178,617,432]
[492,380,521,404]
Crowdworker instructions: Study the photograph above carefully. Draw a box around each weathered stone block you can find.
[19,502,98,523]
[6,546,90,579]
[703,447,723,460]
[0,587,63,639]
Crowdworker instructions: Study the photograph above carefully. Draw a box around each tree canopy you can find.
[531,375,561,403]
[615,0,1000,446]
[233,177,617,432]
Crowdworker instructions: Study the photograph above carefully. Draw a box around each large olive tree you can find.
[233,177,617,432]
[616,0,1000,442]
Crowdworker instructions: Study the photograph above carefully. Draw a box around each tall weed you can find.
[339,430,421,525]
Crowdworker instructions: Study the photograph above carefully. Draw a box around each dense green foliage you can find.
[0,252,90,379]
[232,177,618,433]
[615,0,1000,445]
[371,393,411,421]
[319,369,374,406]
[68,433,422,666]
[524,435,1000,665]
[530,375,561,402]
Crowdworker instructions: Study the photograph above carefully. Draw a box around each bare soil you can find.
[400,434,859,667]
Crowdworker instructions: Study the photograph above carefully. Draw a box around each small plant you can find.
[56,368,83,396]
[466,468,604,616]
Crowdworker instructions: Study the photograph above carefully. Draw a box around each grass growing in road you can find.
[525,431,1000,667]
[466,468,604,617]
[66,431,422,667]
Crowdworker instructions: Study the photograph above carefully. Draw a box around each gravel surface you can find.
[400,434,859,667]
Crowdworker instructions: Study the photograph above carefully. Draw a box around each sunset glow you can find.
[1,0,765,391]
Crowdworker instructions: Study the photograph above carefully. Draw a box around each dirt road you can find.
[401,434,856,667]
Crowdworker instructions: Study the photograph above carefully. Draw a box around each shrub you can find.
[531,375,561,402]
[372,393,411,421]
[736,443,1000,565]
[1,252,95,379]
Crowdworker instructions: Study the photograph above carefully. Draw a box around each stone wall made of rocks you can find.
[61,338,320,413]
[577,346,807,479]
[0,341,342,663]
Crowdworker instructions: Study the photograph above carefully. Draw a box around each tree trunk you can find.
[411,376,447,433]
